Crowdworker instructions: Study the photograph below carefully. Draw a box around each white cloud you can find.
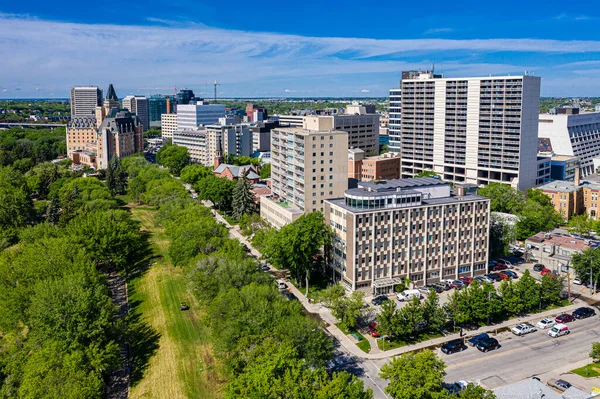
[424,28,454,34]
[361,89,370,93]
[284,89,295,93]
[0,15,599,97]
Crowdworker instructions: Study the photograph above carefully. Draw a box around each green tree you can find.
[489,214,515,260]
[540,274,564,307]
[458,384,497,399]
[498,280,521,316]
[326,290,366,331]
[261,212,332,296]
[168,219,229,266]
[422,290,446,333]
[105,156,128,196]
[379,350,448,399]
[514,269,541,312]
[156,144,190,176]
[590,342,600,362]
[231,173,256,220]
[195,175,236,210]
[144,178,189,207]
[572,249,600,290]
[46,195,61,224]
[526,188,553,207]
[478,182,525,214]
[568,214,595,236]
[0,166,34,228]
[239,213,268,237]
[377,299,398,338]
[515,200,563,240]
[259,163,271,179]
[179,164,213,184]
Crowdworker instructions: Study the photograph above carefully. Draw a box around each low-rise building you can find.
[539,179,584,219]
[348,148,401,181]
[213,163,260,183]
[324,177,490,294]
[525,230,600,274]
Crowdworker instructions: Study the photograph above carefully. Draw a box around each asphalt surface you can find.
[351,311,600,398]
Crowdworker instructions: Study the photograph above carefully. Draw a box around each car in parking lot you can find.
[511,323,537,336]
[536,318,556,329]
[449,280,465,289]
[487,273,502,282]
[541,268,553,276]
[555,313,575,323]
[547,378,572,392]
[426,284,444,293]
[435,281,452,291]
[548,323,570,338]
[481,275,496,284]
[573,307,596,319]
[371,295,389,306]
[476,337,500,352]
[498,272,510,281]
[368,322,380,337]
[573,277,583,285]
[441,339,467,354]
[502,270,518,279]
[492,263,508,271]
[467,333,489,347]
[499,259,514,268]
[459,277,473,285]
[473,276,487,284]
[276,281,287,290]
[533,264,546,272]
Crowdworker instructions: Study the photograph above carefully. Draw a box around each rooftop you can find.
[539,180,581,193]
[358,177,447,192]
[214,164,260,180]
[552,155,579,162]
[526,231,600,251]
[273,127,347,136]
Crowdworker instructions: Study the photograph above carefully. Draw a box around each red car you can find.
[459,277,473,285]
[498,272,510,281]
[492,264,508,271]
[541,268,552,276]
[368,323,380,337]
[555,313,575,323]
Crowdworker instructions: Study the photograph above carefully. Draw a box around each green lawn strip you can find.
[335,323,371,353]
[572,364,600,378]
[377,332,445,351]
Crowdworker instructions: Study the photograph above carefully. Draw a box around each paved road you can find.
[360,313,600,397]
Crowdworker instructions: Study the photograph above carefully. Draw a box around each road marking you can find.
[446,323,600,369]
[359,364,390,399]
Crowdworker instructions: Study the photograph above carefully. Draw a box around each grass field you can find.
[128,205,227,399]
[572,363,600,378]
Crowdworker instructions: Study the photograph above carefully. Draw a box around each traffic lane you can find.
[443,316,600,385]
[358,359,391,399]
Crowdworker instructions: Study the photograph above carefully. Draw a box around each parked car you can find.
[499,259,514,268]
[536,318,556,329]
[435,281,452,291]
[487,273,502,282]
[555,313,575,323]
[467,333,489,347]
[573,307,596,319]
[541,268,553,276]
[284,291,298,301]
[446,380,473,394]
[368,323,380,337]
[260,263,270,272]
[277,281,287,290]
[476,337,500,352]
[488,260,498,268]
[547,379,572,392]
[533,264,546,272]
[459,277,473,285]
[473,276,487,284]
[498,272,510,281]
[502,270,519,279]
[371,295,389,306]
[511,323,537,336]
[397,290,422,301]
[441,339,467,354]
[548,323,570,338]
[426,284,444,293]
[573,277,583,285]
[492,263,509,271]
[449,280,465,289]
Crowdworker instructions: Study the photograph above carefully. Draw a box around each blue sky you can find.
[1,0,600,98]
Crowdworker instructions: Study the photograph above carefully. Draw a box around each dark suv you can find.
[573,307,596,319]
[441,339,467,354]
[533,264,546,272]
[476,337,500,352]
[371,295,389,306]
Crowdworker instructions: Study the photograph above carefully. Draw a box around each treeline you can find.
[125,156,372,397]
[0,167,145,397]
[0,127,67,171]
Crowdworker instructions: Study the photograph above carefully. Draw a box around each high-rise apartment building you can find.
[161,114,178,140]
[122,95,150,131]
[176,103,226,130]
[70,86,103,116]
[149,95,175,121]
[324,178,490,293]
[538,112,600,177]
[389,72,541,190]
[260,127,348,228]
[250,120,280,152]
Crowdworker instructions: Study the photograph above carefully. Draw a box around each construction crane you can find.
[206,81,220,102]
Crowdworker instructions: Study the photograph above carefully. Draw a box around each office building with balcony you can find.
[260,127,348,228]
[324,178,490,294]
[538,111,600,177]
[388,71,541,190]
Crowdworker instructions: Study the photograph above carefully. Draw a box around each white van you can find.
[548,323,570,338]
[397,289,422,301]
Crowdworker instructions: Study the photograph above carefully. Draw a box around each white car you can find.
[536,318,556,329]
[277,281,287,290]
[511,323,537,336]
[573,278,583,285]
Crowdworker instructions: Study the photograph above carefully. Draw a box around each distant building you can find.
[246,103,268,123]
[161,114,178,140]
[538,112,600,177]
[148,95,175,122]
[525,230,600,274]
[260,127,348,228]
[176,103,226,130]
[122,95,149,131]
[550,154,579,181]
[70,86,103,116]
[276,114,304,127]
[177,89,195,105]
[67,84,143,169]
[250,120,280,152]
[172,129,207,164]
[325,177,490,293]
[348,149,401,181]
[214,163,260,183]
[389,72,541,190]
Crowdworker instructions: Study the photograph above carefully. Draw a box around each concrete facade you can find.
[538,112,600,177]
[348,149,401,181]
[176,103,226,130]
[70,86,103,116]
[122,95,150,132]
[303,111,380,154]
[389,72,541,190]
[261,127,348,228]
[324,177,490,293]
[161,114,178,140]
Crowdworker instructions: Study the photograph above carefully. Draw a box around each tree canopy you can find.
[156,144,190,176]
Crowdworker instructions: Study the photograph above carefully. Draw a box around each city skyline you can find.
[1,1,600,98]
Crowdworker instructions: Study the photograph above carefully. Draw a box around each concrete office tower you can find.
[177,89,195,105]
[149,95,175,121]
[172,129,207,164]
[251,120,280,152]
[176,103,226,130]
[70,86,103,116]
[389,72,541,190]
[260,127,348,228]
[538,111,600,177]
[122,95,150,131]
[161,114,178,140]
[324,178,490,293]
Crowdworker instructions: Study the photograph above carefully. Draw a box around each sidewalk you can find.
[206,206,584,361]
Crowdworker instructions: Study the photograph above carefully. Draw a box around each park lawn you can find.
[128,205,227,399]
[335,323,371,353]
[572,363,600,378]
